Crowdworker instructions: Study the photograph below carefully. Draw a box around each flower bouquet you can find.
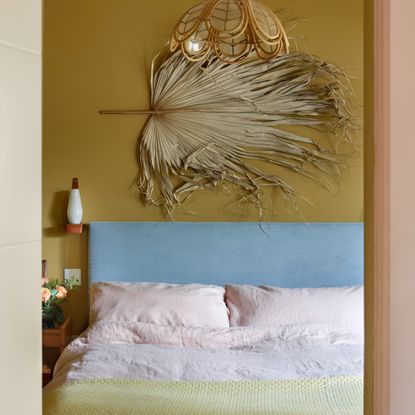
[41,276,78,328]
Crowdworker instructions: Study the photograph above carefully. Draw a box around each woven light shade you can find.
[170,0,289,63]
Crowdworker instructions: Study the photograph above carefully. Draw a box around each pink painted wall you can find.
[390,1,415,414]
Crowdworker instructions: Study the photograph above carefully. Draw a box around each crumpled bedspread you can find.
[46,321,364,390]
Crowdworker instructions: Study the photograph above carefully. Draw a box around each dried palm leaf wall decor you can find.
[101,51,357,217]
[100,1,358,217]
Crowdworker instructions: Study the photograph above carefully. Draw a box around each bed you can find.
[43,222,364,415]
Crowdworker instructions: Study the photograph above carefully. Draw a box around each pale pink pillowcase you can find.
[225,284,364,331]
[90,282,230,328]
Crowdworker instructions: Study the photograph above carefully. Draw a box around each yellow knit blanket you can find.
[43,376,363,415]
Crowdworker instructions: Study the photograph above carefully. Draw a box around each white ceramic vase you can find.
[67,178,83,224]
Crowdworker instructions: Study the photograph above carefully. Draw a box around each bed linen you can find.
[225,285,364,330]
[47,322,363,386]
[44,377,363,415]
[90,282,230,328]
[44,322,364,414]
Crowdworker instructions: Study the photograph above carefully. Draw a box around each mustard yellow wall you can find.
[43,0,364,334]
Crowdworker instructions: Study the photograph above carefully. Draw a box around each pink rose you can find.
[56,286,67,299]
[41,288,51,303]
[41,277,48,286]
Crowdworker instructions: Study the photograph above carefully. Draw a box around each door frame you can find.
[366,0,390,414]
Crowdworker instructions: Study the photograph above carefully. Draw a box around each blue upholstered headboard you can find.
[88,222,363,288]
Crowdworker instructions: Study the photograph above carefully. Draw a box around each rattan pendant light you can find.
[170,0,289,63]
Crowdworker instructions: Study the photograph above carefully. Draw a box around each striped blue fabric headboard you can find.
[88,222,364,288]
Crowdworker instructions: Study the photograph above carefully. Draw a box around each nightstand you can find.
[42,317,72,386]
[42,365,52,387]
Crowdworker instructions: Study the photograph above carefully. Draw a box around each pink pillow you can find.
[90,282,230,328]
[225,284,364,331]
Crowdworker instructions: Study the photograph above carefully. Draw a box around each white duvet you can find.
[46,321,364,391]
